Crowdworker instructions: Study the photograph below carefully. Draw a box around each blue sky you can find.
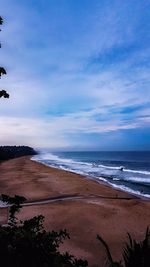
[0,0,150,150]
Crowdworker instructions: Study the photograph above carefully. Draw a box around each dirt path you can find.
[0,193,136,208]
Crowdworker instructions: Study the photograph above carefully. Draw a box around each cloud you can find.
[0,116,70,148]
[0,0,150,149]
[0,101,149,148]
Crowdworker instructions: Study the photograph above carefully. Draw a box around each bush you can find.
[0,194,88,267]
[97,228,150,267]
[1,194,149,267]
[122,228,150,267]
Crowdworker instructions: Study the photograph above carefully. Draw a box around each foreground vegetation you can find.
[97,230,150,267]
[0,195,149,267]
[0,195,88,267]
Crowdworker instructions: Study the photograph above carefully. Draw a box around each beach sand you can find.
[0,156,150,266]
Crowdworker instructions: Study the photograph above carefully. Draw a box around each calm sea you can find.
[32,151,150,199]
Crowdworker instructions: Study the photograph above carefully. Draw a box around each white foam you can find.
[33,153,150,176]
[32,153,150,181]
[32,152,84,165]
[110,183,150,199]
[98,164,150,175]
[97,177,108,183]
[124,177,150,184]
[125,169,150,175]
[32,152,150,199]
[98,164,124,170]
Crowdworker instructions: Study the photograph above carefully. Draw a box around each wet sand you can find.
[0,156,150,266]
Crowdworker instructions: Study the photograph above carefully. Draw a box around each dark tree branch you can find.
[0,17,9,98]
[0,67,7,77]
[0,90,9,98]
[0,16,3,25]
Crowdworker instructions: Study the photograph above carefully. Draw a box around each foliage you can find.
[0,195,149,267]
[0,194,88,267]
[0,16,9,98]
[122,228,150,267]
[1,194,27,226]
[0,16,3,25]
[97,235,123,267]
[97,229,150,267]
[0,89,9,98]
[0,145,37,161]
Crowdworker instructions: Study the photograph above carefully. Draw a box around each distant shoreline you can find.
[0,156,149,266]
[32,155,150,201]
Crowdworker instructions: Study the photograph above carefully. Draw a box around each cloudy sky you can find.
[0,0,150,150]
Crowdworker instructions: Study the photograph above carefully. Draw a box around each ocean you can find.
[32,151,150,199]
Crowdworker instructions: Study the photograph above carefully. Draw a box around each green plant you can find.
[97,228,150,267]
[0,194,88,267]
[97,235,123,267]
[123,228,150,267]
[1,194,26,226]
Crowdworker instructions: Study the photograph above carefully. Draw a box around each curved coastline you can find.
[0,156,150,266]
[31,156,150,200]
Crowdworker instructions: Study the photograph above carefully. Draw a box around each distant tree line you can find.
[0,146,37,161]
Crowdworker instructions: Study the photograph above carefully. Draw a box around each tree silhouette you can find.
[0,194,88,267]
[1,194,27,226]
[0,16,3,25]
[97,229,150,267]
[0,16,9,98]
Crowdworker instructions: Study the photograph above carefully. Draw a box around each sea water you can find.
[32,151,150,199]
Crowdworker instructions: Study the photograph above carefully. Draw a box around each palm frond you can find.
[122,227,150,267]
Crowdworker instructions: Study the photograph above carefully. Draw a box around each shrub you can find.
[97,228,150,267]
[0,194,88,267]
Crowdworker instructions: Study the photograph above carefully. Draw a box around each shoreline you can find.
[0,156,150,266]
[0,156,136,201]
[31,156,150,201]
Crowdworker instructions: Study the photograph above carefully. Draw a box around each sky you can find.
[0,0,150,150]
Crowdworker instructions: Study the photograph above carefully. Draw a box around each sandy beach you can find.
[0,156,150,266]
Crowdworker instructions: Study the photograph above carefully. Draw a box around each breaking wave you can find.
[32,151,150,199]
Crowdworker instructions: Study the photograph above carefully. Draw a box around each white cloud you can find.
[0,103,149,148]
[0,117,70,148]
[0,0,150,149]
